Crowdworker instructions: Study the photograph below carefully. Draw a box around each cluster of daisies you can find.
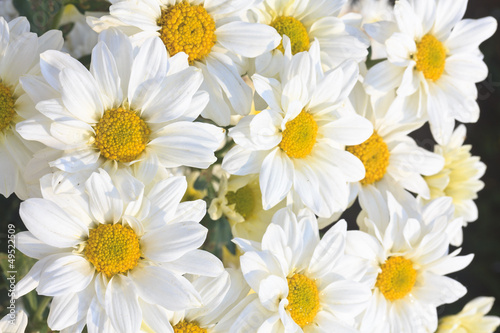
[0,0,499,332]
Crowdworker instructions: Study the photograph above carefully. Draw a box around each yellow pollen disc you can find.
[376,256,417,301]
[270,16,310,54]
[346,131,390,185]
[94,107,150,163]
[414,34,446,81]
[84,223,141,278]
[225,184,256,219]
[279,110,318,159]
[158,1,216,64]
[173,321,207,333]
[286,274,320,328]
[0,82,15,132]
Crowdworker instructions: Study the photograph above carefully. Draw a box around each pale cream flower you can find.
[437,297,500,333]
[421,124,485,246]
[209,173,284,242]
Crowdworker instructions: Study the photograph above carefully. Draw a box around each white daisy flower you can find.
[222,42,373,218]
[58,4,105,59]
[141,269,250,333]
[347,194,474,333]
[364,0,497,144]
[346,84,444,225]
[208,173,285,242]
[87,0,281,126]
[437,297,500,333]
[420,124,486,246]
[17,29,224,187]
[250,0,369,77]
[230,207,371,332]
[0,17,63,199]
[15,169,224,332]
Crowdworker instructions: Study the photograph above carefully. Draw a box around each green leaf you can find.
[13,0,64,35]
[65,0,110,14]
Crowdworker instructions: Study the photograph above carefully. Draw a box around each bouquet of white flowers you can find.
[0,0,499,332]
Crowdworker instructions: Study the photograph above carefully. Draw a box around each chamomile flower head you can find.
[364,0,497,144]
[0,17,63,199]
[347,194,474,333]
[437,297,500,333]
[250,0,369,77]
[17,29,224,187]
[208,172,285,242]
[344,84,444,227]
[223,42,373,218]
[87,0,281,126]
[15,169,224,332]
[419,125,485,246]
[231,207,371,332]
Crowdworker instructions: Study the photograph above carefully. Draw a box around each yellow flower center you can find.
[173,321,207,333]
[158,1,216,64]
[270,16,310,54]
[94,107,150,163]
[85,223,141,278]
[346,131,390,185]
[376,256,417,301]
[0,82,15,132]
[279,110,318,159]
[225,184,256,219]
[414,34,446,81]
[286,274,320,328]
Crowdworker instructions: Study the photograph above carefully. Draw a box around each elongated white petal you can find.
[216,21,280,58]
[20,198,87,248]
[141,222,207,262]
[131,266,202,311]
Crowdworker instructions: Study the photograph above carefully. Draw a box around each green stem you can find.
[34,296,51,323]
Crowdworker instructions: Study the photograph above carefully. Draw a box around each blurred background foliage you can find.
[0,0,499,331]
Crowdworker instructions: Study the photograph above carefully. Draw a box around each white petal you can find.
[364,61,404,95]
[433,0,468,39]
[98,29,134,97]
[16,231,68,260]
[206,54,252,116]
[216,21,280,58]
[321,114,373,145]
[0,32,37,84]
[222,146,268,175]
[445,17,498,54]
[59,68,104,123]
[37,254,94,296]
[85,170,124,224]
[252,74,282,111]
[128,37,168,105]
[141,222,207,262]
[149,122,224,169]
[161,249,224,277]
[90,41,122,110]
[131,265,202,311]
[105,275,141,333]
[260,148,293,209]
[140,67,204,123]
[20,198,87,248]
[145,176,186,227]
[48,285,94,330]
